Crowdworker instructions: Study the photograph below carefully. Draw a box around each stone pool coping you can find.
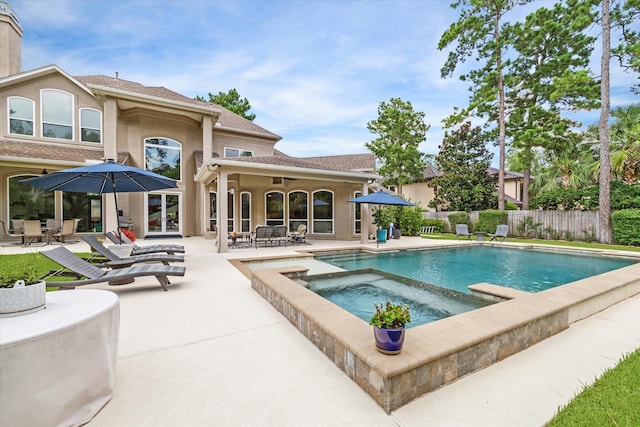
[232,243,640,412]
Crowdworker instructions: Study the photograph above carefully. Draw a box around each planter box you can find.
[0,280,46,317]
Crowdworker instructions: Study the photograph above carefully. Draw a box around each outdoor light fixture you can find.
[41,169,48,175]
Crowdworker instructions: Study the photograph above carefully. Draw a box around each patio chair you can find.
[289,224,307,244]
[105,230,185,255]
[488,224,509,241]
[51,219,75,243]
[40,246,185,291]
[455,224,472,240]
[0,219,24,242]
[271,225,288,247]
[254,225,273,248]
[82,235,184,268]
[23,220,44,246]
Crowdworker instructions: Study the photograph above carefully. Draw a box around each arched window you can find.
[80,108,102,143]
[265,191,284,226]
[8,96,34,136]
[8,174,54,222]
[312,190,333,234]
[288,191,308,233]
[41,89,73,140]
[144,137,182,181]
[241,192,251,233]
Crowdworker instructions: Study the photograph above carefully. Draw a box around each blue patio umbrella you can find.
[348,190,415,246]
[21,159,177,239]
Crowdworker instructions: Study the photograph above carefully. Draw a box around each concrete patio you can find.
[2,236,639,426]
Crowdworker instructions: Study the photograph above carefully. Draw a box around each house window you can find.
[145,137,181,181]
[41,89,73,140]
[63,192,102,233]
[265,191,284,226]
[227,192,235,232]
[8,174,55,222]
[224,147,253,157]
[8,97,34,136]
[312,190,333,234]
[80,108,102,143]
[288,191,308,233]
[241,192,251,233]
[353,191,362,234]
[209,192,217,232]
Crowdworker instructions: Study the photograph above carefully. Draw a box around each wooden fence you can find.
[425,210,600,240]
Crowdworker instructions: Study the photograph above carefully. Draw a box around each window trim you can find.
[287,190,309,233]
[79,108,102,143]
[240,191,251,233]
[41,89,74,140]
[224,147,254,158]
[264,190,285,226]
[144,137,183,182]
[8,96,35,137]
[353,191,362,235]
[312,189,334,234]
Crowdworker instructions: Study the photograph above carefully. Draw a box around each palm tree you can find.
[610,104,640,184]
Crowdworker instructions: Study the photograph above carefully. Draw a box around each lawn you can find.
[0,252,92,288]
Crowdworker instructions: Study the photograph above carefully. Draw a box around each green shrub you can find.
[475,209,508,232]
[447,212,470,232]
[517,217,542,238]
[612,209,640,245]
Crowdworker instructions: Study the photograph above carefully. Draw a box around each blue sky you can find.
[11,0,639,160]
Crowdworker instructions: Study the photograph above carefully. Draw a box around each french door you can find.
[146,193,181,236]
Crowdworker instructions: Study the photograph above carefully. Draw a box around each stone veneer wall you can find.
[250,268,571,412]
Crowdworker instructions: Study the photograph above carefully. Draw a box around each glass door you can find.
[146,193,181,236]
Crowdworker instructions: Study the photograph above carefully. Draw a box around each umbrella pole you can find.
[111,177,122,242]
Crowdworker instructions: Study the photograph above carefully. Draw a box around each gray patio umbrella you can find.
[21,159,177,240]
[348,190,415,246]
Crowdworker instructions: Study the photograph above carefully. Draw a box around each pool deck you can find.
[2,236,639,426]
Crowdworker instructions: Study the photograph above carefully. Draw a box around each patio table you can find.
[0,290,119,427]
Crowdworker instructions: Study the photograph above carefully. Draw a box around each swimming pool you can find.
[299,269,492,328]
[314,246,638,293]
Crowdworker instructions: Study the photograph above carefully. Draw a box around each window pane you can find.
[265,191,284,226]
[8,175,55,221]
[63,192,101,232]
[288,191,307,232]
[313,191,333,219]
[43,123,72,139]
[10,119,34,135]
[81,128,101,142]
[80,109,101,128]
[241,193,251,232]
[209,192,217,231]
[9,97,33,119]
[225,148,239,157]
[145,138,181,180]
[42,90,72,125]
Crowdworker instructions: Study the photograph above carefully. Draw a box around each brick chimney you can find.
[0,2,22,78]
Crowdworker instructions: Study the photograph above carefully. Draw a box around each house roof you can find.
[224,154,365,173]
[0,139,127,166]
[302,153,375,173]
[75,75,280,140]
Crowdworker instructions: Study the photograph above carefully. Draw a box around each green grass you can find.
[0,252,93,288]
[547,349,640,426]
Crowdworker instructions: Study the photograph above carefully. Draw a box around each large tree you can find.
[610,104,640,183]
[431,122,497,211]
[365,97,429,190]
[196,89,256,121]
[439,0,525,210]
[505,0,599,209]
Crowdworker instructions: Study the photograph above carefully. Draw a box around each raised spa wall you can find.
[245,256,640,412]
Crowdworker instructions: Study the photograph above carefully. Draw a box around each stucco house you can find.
[0,2,380,252]
[401,165,525,210]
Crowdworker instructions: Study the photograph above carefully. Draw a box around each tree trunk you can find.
[496,7,506,211]
[522,169,530,209]
[599,0,613,244]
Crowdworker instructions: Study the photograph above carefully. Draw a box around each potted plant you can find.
[0,258,46,317]
[369,300,411,355]
[372,207,393,243]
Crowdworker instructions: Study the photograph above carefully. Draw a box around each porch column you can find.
[103,97,118,234]
[217,170,229,253]
[202,115,213,160]
[361,182,370,245]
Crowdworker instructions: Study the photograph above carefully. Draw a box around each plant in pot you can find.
[372,206,393,242]
[0,258,47,317]
[369,300,411,355]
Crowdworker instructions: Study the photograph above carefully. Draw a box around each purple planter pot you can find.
[373,326,405,355]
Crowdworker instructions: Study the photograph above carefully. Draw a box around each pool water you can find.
[298,269,492,328]
[314,247,637,293]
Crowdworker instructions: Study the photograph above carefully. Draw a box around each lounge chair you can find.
[82,235,184,268]
[105,230,185,255]
[455,224,472,240]
[488,224,509,241]
[40,246,185,291]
